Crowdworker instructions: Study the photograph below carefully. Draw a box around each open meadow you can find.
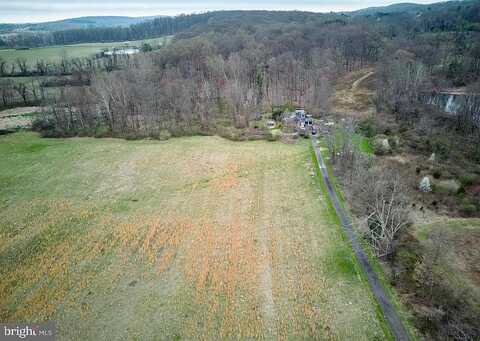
[0,133,388,340]
[0,36,171,66]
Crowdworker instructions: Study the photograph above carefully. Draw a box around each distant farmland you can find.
[0,133,389,340]
[0,36,171,66]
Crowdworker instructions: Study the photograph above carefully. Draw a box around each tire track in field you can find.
[254,166,277,339]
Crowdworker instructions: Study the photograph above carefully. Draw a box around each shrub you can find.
[460,173,480,187]
[432,169,442,179]
[460,202,478,216]
[266,132,280,142]
[31,116,55,132]
[357,118,376,138]
[427,135,450,159]
[372,135,391,155]
[94,126,112,138]
[158,129,172,140]
[271,109,283,122]
[435,179,461,194]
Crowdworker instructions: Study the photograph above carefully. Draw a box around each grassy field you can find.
[0,36,171,66]
[414,218,480,300]
[0,133,388,340]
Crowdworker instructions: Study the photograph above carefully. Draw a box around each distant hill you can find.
[0,16,161,33]
[351,2,427,15]
[350,0,477,16]
[1,0,479,48]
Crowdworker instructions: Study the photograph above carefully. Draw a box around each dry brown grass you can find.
[332,68,376,117]
[0,133,387,340]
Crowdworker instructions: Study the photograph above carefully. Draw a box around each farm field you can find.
[0,36,171,66]
[0,133,388,340]
[0,106,42,130]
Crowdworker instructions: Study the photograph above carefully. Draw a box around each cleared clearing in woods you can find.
[332,68,376,117]
[0,132,387,340]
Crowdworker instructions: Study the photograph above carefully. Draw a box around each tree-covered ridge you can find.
[1,0,479,48]
[0,16,158,34]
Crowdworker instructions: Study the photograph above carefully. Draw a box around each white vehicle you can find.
[266,120,276,129]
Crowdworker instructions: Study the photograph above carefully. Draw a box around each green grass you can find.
[332,127,373,155]
[357,135,374,154]
[0,132,389,340]
[0,36,171,67]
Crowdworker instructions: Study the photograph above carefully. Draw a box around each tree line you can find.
[41,15,386,138]
[1,1,479,48]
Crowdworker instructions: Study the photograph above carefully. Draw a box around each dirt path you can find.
[332,69,376,116]
[255,169,277,338]
[351,71,375,91]
[311,137,410,341]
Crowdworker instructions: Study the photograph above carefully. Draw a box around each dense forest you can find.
[32,1,480,138]
[1,0,480,48]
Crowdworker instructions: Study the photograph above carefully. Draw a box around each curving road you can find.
[311,137,410,341]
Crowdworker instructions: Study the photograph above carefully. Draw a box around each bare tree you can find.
[16,58,28,75]
[364,170,409,257]
[13,82,29,105]
[0,57,7,77]
[0,79,15,107]
[35,59,49,76]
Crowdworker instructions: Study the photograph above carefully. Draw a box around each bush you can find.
[31,115,55,132]
[460,173,480,187]
[426,135,450,159]
[357,118,376,138]
[158,129,172,140]
[272,109,283,121]
[216,126,247,141]
[94,126,112,138]
[387,135,400,151]
[266,131,280,142]
[432,169,442,179]
[435,179,461,194]
[460,202,478,216]
[372,135,391,155]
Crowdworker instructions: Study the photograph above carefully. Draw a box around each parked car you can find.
[266,120,276,129]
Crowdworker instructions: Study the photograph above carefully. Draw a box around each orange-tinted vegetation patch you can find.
[183,214,264,338]
[114,216,194,273]
[0,200,101,322]
[211,163,240,191]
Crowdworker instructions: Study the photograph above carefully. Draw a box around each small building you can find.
[295,108,306,120]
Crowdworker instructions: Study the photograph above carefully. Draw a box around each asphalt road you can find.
[311,137,410,341]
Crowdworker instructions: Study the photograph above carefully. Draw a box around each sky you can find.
[0,0,440,23]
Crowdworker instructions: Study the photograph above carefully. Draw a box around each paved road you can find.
[311,137,410,341]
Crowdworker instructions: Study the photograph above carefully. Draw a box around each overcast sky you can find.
[0,0,439,23]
